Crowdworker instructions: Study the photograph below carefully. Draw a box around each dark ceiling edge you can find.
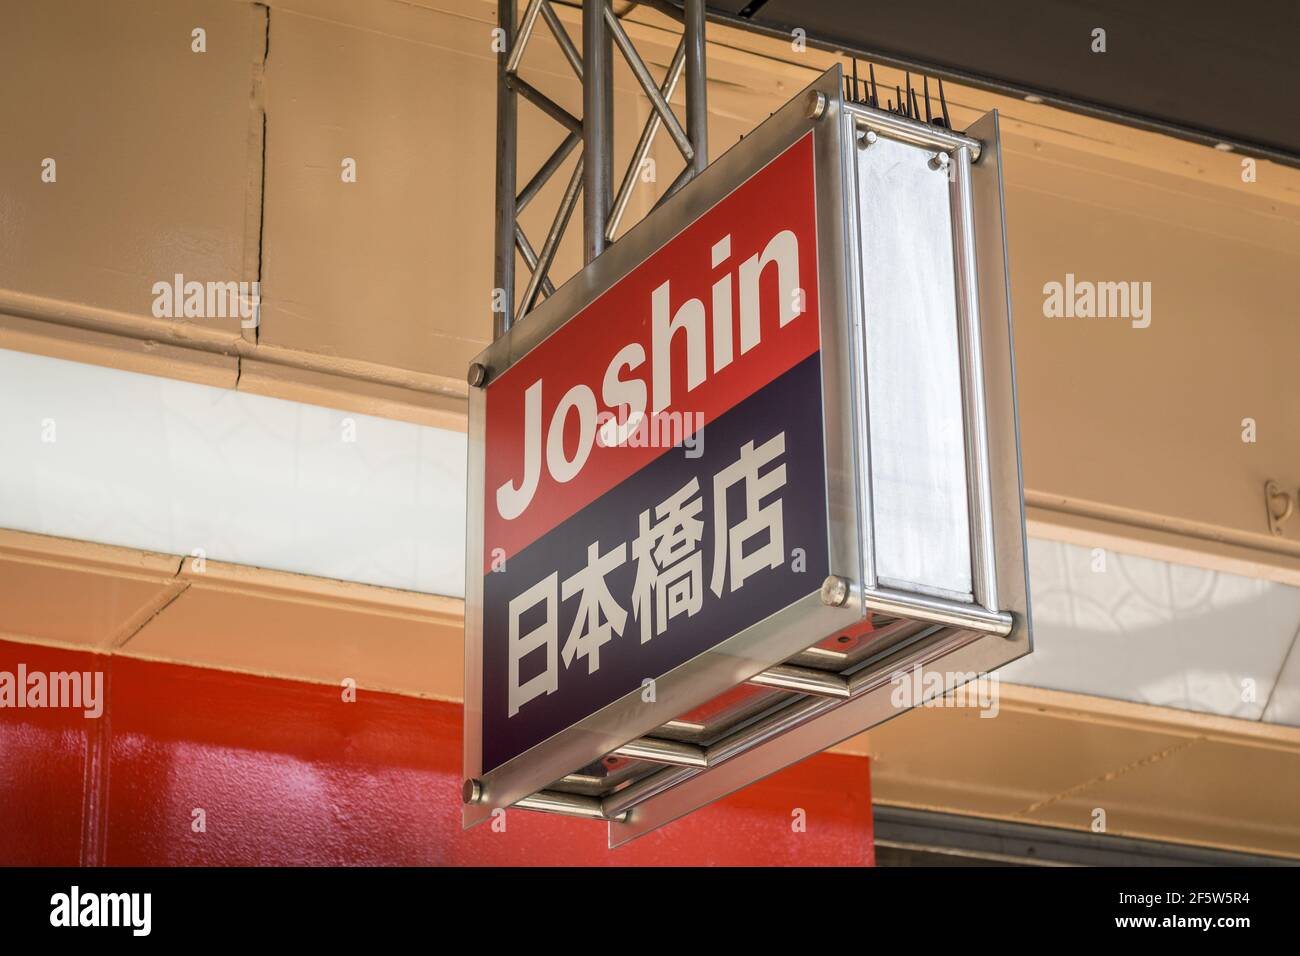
[873,806,1299,867]
[641,0,1300,170]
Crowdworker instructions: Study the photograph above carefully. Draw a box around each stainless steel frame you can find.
[467,66,1031,847]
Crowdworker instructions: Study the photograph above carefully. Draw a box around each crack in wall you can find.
[240,2,271,352]
[1017,737,1200,818]
[254,3,269,348]
[108,559,194,652]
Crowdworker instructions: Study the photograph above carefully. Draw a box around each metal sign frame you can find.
[464,66,1030,846]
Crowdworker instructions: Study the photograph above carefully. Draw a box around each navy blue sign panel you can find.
[482,353,829,772]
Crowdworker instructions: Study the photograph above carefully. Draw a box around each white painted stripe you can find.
[0,348,466,596]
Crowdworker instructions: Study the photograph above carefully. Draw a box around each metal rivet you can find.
[462,778,483,804]
[857,129,878,149]
[807,91,828,119]
[929,151,951,172]
[467,363,489,388]
[821,575,850,607]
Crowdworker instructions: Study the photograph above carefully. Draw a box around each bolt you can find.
[467,363,488,388]
[807,91,828,120]
[821,575,851,607]
[929,151,951,172]
[462,778,483,804]
[857,129,878,149]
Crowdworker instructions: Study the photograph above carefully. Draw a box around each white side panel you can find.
[1005,537,1300,723]
[855,136,973,599]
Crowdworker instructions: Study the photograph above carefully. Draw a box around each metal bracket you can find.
[1266,479,1294,536]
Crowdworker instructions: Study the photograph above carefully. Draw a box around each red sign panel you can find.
[484,134,821,571]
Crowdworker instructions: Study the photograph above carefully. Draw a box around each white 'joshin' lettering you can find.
[495,227,803,521]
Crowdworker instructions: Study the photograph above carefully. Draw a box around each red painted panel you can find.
[0,640,101,866]
[1,640,872,866]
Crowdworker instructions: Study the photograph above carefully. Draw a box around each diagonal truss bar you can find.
[508,74,582,133]
[650,163,693,213]
[514,225,556,298]
[605,39,686,243]
[521,154,584,314]
[517,130,581,214]
[603,6,694,163]
[540,1,583,80]
[505,0,545,76]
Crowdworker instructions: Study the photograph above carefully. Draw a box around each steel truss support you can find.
[492,1,517,341]
[491,0,708,338]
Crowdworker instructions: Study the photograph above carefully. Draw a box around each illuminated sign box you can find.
[464,66,1030,846]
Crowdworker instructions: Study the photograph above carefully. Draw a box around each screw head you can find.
[857,129,878,149]
[807,91,828,120]
[929,151,951,171]
[462,778,483,804]
[467,363,489,388]
[821,575,850,607]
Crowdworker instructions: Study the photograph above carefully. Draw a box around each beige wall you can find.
[3,0,1300,575]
